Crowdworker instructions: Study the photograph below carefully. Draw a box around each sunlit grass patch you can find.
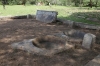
[0,5,100,25]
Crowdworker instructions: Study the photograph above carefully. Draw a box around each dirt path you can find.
[0,19,100,66]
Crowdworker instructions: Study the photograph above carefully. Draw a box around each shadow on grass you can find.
[58,11,100,25]
[77,7,100,10]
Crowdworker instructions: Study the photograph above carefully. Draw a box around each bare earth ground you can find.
[0,19,100,66]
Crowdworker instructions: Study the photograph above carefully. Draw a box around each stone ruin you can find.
[5,10,97,56]
[11,29,96,56]
[11,35,74,56]
[54,29,96,49]
[0,10,99,65]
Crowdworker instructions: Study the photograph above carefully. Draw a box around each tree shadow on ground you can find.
[0,18,100,66]
[58,11,100,25]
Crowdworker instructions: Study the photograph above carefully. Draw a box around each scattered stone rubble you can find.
[54,29,96,49]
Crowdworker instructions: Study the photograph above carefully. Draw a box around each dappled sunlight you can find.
[59,10,100,25]
[0,35,22,43]
[0,19,13,25]
[46,24,56,26]
[16,29,26,33]
[53,64,64,66]
[0,50,6,54]
[0,18,99,66]
[7,49,14,53]
[93,59,100,64]
[68,58,76,64]
[76,49,87,54]
[0,55,5,59]
[18,57,24,61]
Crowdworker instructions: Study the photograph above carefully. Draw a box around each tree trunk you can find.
[22,0,26,6]
[95,0,98,8]
[2,0,6,9]
[90,0,92,8]
[79,0,82,7]
[75,0,77,6]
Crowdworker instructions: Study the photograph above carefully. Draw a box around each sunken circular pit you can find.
[11,35,74,56]
[32,35,66,50]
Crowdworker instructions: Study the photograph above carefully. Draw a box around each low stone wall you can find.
[74,22,100,30]
[0,14,99,30]
[0,14,36,19]
[58,19,100,30]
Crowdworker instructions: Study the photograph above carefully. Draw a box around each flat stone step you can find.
[85,54,100,66]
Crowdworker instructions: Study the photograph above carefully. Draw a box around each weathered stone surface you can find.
[11,38,74,56]
[86,18,99,22]
[60,20,77,28]
[63,20,74,27]
[54,32,69,39]
[85,55,100,66]
[74,22,100,30]
[54,30,85,43]
[64,29,85,39]
[82,33,96,49]
[36,10,58,23]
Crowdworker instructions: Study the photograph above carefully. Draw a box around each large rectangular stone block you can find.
[36,10,58,23]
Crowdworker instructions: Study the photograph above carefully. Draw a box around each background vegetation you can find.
[0,0,100,7]
[0,0,100,25]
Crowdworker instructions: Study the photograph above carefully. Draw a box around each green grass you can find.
[0,5,100,25]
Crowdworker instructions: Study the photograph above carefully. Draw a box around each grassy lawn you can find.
[0,5,100,25]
